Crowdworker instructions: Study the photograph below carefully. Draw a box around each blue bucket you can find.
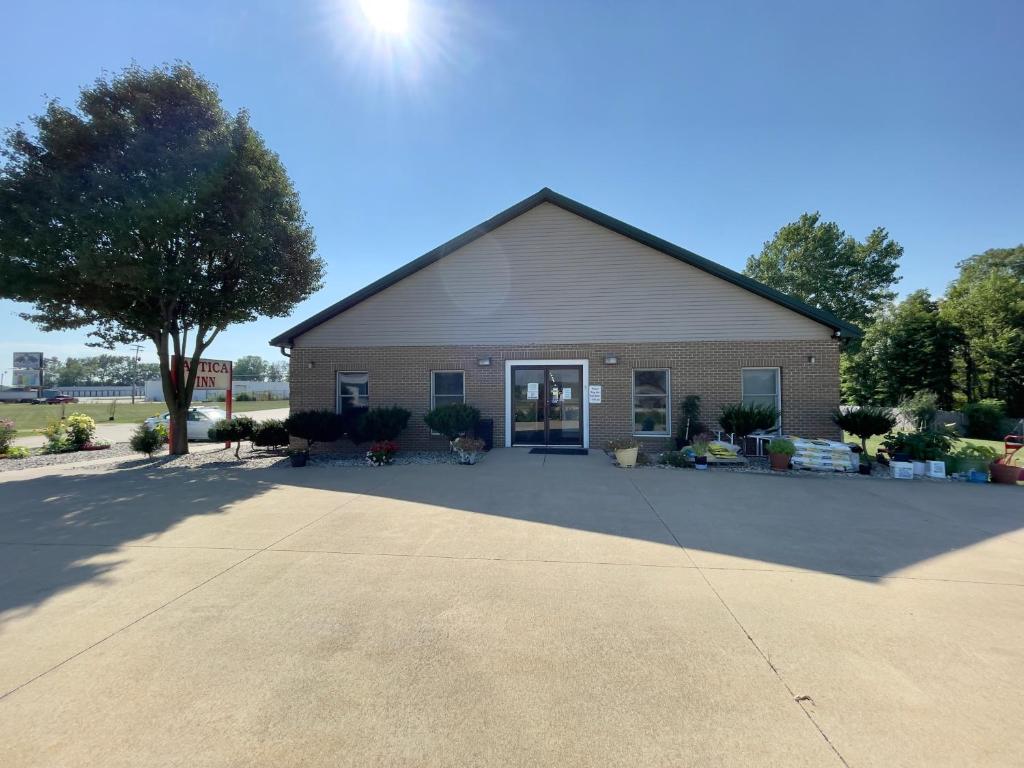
[967,470,988,484]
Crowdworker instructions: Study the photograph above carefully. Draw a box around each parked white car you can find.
[143,407,227,441]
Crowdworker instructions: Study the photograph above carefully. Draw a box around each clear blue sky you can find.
[1,0,1021,371]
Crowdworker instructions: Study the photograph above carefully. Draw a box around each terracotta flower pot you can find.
[990,461,1021,485]
[769,452,791,471]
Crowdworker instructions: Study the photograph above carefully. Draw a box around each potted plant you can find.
[690,436,710,469]
[606,438,639,468]
[858,453,872,475]
[287,448,308,467]
[452,436,485,465]
[765,438,795,470]
[990,458,1022,485]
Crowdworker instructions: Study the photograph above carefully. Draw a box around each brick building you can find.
[270,189,859,450]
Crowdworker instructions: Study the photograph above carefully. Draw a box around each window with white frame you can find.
[336,372,368,413]
[741,368,781,420]
[632,369,670,435]
[431,371,465,409]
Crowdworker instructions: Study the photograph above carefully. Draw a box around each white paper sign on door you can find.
[562,387,572,400]
[527,382,539,400]
[588,385,602,404]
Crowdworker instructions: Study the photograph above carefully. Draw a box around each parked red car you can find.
[45,395,79,404]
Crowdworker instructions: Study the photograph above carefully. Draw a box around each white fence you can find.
[143,380,289,402]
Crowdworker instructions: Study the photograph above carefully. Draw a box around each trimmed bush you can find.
[130,423,165,457]
[424,403,480,441]
[358,406,412,442]
[252,419,289,449]
[963,399,1006,439]
[208,416,256,458]
[284,409,346,452]
[718,403,778,438]
[4,446,30,459]
[832,406,896,453]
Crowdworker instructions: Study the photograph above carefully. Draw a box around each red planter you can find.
[990,461,1022,485]
[769,453,791,471]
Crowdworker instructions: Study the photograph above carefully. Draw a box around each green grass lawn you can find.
[844,431,1006,456]
[3,400,288,435]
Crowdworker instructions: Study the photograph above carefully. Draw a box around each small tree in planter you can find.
[284,409,346,464]
[424,403,480,444]
[766,438,796,471]
[452,436,485,465]
[832,407,896,455]
[606,438,639,468]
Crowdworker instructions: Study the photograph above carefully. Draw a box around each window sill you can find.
[633,433,670,438]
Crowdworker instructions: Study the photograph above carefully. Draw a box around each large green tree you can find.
[233,355,270,381]
[0,64,322,453]
[744,212,902,328]
[841,290,959,407]
[941,246,1024,414]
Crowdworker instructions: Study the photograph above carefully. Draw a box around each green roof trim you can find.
[269,187,862,347]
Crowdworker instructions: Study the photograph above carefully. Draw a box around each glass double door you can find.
[511,366,583,446]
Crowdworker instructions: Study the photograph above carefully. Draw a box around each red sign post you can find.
[168,358,233,451]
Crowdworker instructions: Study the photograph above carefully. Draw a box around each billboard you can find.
[13,352,43,369]
[12,370,42,387]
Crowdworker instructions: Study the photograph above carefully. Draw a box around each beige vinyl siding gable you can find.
[295,203,833,348]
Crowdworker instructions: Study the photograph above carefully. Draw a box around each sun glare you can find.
[359,0,410,37]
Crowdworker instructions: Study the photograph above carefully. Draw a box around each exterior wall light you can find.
[307,361,315,369]
[807,355,816,364]
[603,355,618,365]
[477,357,491,366]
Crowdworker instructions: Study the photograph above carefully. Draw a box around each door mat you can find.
[529,448,589,456]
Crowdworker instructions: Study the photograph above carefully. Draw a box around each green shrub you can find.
[767,438,796,456]
[358,406,411,442]
[0,419,15,453]
[718,403,778,437]
[832,406,896,452]
[4,445,30,459]
[899,390,939,431]
[284,409,346,451]
[252,419,289,449]
[130,423,165,457]
[42,421,73,454]
[881,427,956,461]
[659,450,688,467]
[963,399,1006,439]
[424,403,480,441]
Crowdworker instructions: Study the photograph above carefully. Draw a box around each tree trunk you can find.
[170,402,190,455]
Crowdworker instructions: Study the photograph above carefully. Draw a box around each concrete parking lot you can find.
[1,450,1022,767]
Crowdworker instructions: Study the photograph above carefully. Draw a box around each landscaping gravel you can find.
[0,443,137,474]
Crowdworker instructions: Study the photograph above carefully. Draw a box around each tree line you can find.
[745,217,1023,416]
[39,354,288,387]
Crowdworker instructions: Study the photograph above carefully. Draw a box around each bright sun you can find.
[358,0,410,37]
